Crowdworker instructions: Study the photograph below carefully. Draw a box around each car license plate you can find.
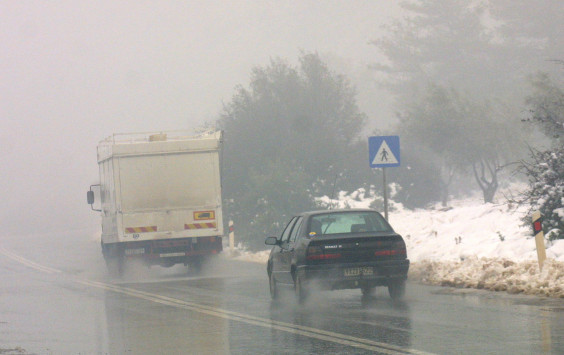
[344,267,373,277]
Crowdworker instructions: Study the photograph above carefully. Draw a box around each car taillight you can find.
[307,253,342,260]
[307,246,322,256]
[374,250,405,256]
[374,240,406,256]
[306,246,341,260]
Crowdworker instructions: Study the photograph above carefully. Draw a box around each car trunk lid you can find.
[305,233,407,264]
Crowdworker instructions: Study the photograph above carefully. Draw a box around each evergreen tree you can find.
[519,75,564,240]
[217,53,366,248]
[372,0,526,204]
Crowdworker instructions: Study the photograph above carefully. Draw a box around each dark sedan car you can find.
[265,209,409,303]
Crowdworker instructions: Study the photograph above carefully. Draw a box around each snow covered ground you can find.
[225,185,564,298]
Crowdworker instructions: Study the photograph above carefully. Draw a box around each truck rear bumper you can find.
[103,236,223,267]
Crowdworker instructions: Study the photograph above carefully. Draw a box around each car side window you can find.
[288,217,303,243]
[280,217,297,242]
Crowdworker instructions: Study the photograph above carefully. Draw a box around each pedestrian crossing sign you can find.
[369,136,400,168]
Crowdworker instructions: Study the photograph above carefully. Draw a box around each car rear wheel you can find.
[294,273,308,304]
[269,272,279,300]
[388,280,406,301]
[361,286,375,297]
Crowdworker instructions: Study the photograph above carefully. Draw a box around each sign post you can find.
[369,136,400,221]
[382,167,388,220]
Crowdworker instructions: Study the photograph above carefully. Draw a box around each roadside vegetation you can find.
[208,0,563,249]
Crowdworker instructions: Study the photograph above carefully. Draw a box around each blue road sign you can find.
[369,136,400,168]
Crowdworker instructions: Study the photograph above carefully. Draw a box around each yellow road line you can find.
[78,279,433,355]
[0,247,434,355]
[0,247,62,274]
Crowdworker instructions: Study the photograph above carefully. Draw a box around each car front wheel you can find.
[269,272,279,300]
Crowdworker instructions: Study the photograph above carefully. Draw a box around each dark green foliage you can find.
[519,147,564,240]
[387,144,443,209]
[372,0,504,104]
[524,73,564,144]
[218,53,366,249]
[397,85,515,204]
[519,75,564,240]
[371,0,525,205]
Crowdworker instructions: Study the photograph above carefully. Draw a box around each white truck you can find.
[87,130,224,275]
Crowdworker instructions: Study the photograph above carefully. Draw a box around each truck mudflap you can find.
[119,236,223,266]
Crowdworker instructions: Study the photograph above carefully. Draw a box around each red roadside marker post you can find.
[229,220,235,252]
[532,211,547,271]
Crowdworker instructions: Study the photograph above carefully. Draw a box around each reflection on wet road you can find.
[1,233,564,354]
[86,270,422,354]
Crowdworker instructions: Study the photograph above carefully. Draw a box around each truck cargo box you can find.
[89,130,224,274]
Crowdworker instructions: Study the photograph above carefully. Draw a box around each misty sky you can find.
[1,1,401,235]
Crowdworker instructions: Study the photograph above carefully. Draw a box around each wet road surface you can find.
[1,231,564,354]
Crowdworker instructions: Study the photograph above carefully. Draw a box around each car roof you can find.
[298,208,379,218]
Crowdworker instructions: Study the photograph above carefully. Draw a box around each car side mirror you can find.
[265,236,279,246]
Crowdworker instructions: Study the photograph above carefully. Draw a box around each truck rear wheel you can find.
[103,244,125,277]
[105,257,124,277]
[187,256,204,274]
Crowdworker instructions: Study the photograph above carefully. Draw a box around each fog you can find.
[1,1,401,236]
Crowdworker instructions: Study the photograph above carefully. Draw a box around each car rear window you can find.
[309,211,393,236]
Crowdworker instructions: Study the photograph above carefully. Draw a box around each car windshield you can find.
[308,211,393,236]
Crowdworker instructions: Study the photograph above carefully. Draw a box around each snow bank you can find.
[229,186,564,298]
[392,200,541,262]
[388,189,564,297]
[410,258,564,298]
[222,243,271,264]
